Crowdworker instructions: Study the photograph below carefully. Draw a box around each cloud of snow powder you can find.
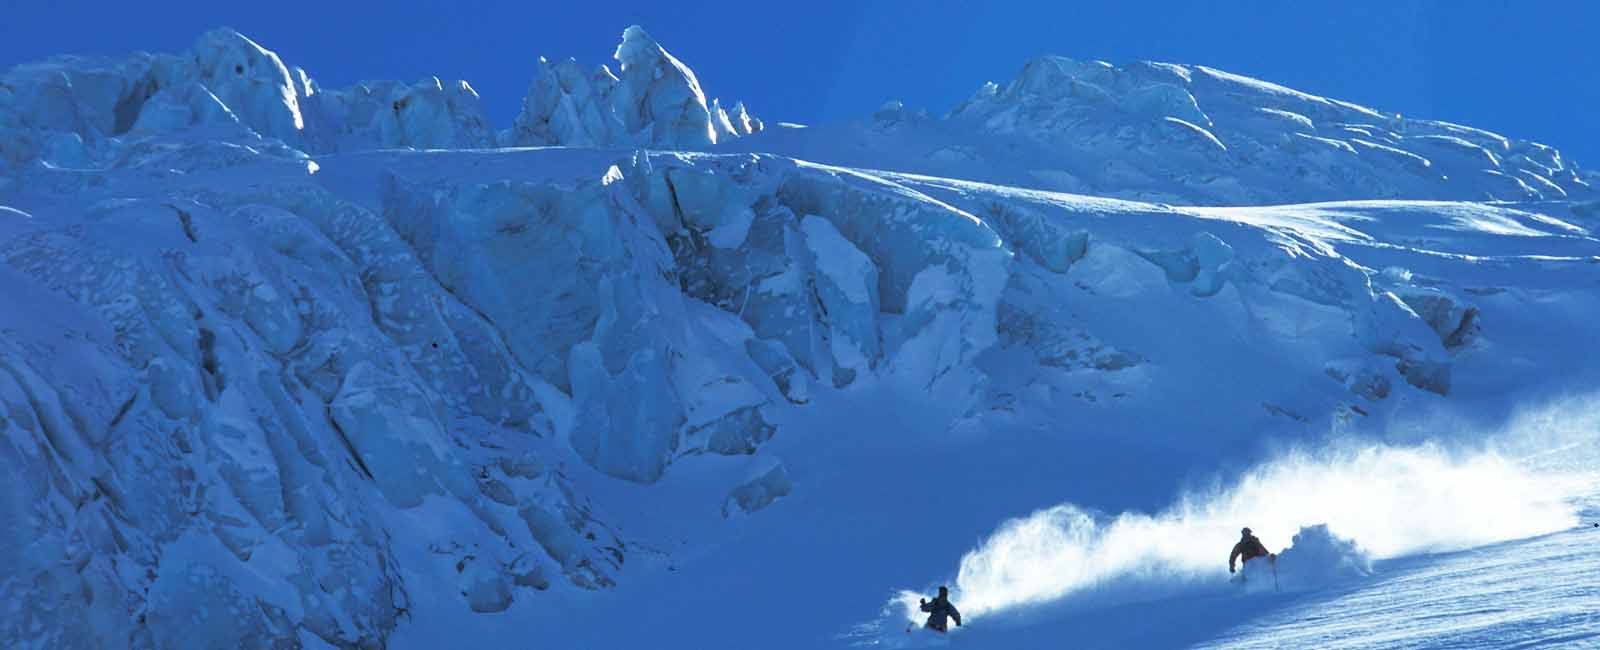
[894,392,1600,624]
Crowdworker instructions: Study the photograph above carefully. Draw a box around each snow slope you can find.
[728,57,1596,206]
[929,408,1600,649]
[2,27,1598,650]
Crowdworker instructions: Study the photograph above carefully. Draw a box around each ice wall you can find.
[506,26,762,148]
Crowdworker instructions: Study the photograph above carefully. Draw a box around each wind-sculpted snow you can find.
[733,57,1596,206]
[903,443,1576,624]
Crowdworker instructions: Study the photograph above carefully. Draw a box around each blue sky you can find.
[4,1,1595,165]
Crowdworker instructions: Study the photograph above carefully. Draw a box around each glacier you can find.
[2,25,1598,650]
[728,55,1595,206]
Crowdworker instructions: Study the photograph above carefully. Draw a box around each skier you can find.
[1229,527,1272,574]
[919,586,962,633]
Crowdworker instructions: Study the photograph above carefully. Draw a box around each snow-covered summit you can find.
[734,54,1594,206]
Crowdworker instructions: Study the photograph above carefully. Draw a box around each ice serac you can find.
[375,151,1007,481]
[507,25,763,148]
[308,76,496,150]
[634,154,1007,394]
[0,28,497,167]
[800,214,882,386]
[0,24,748,164]
[189,29,307,142]
[0,156,643,647]
[0,29,309,153]
[377,162,697,483]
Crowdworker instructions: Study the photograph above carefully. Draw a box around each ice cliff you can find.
[506,25,763,148]
[0,26,760,172]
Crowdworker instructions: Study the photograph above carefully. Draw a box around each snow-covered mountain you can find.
[731,56,1595,206]
[2,27,1597,650]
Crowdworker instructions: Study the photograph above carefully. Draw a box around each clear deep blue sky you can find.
[4,1,1595,165]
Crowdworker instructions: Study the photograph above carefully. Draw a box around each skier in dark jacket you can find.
[1229,527,1271,573]
[919,586,962,632]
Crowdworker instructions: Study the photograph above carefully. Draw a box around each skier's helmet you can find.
[1241,527,1252,536]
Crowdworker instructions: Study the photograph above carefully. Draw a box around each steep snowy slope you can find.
[3,27,1598,650]
[730,57,1596,206]
[907,408,1600,650]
